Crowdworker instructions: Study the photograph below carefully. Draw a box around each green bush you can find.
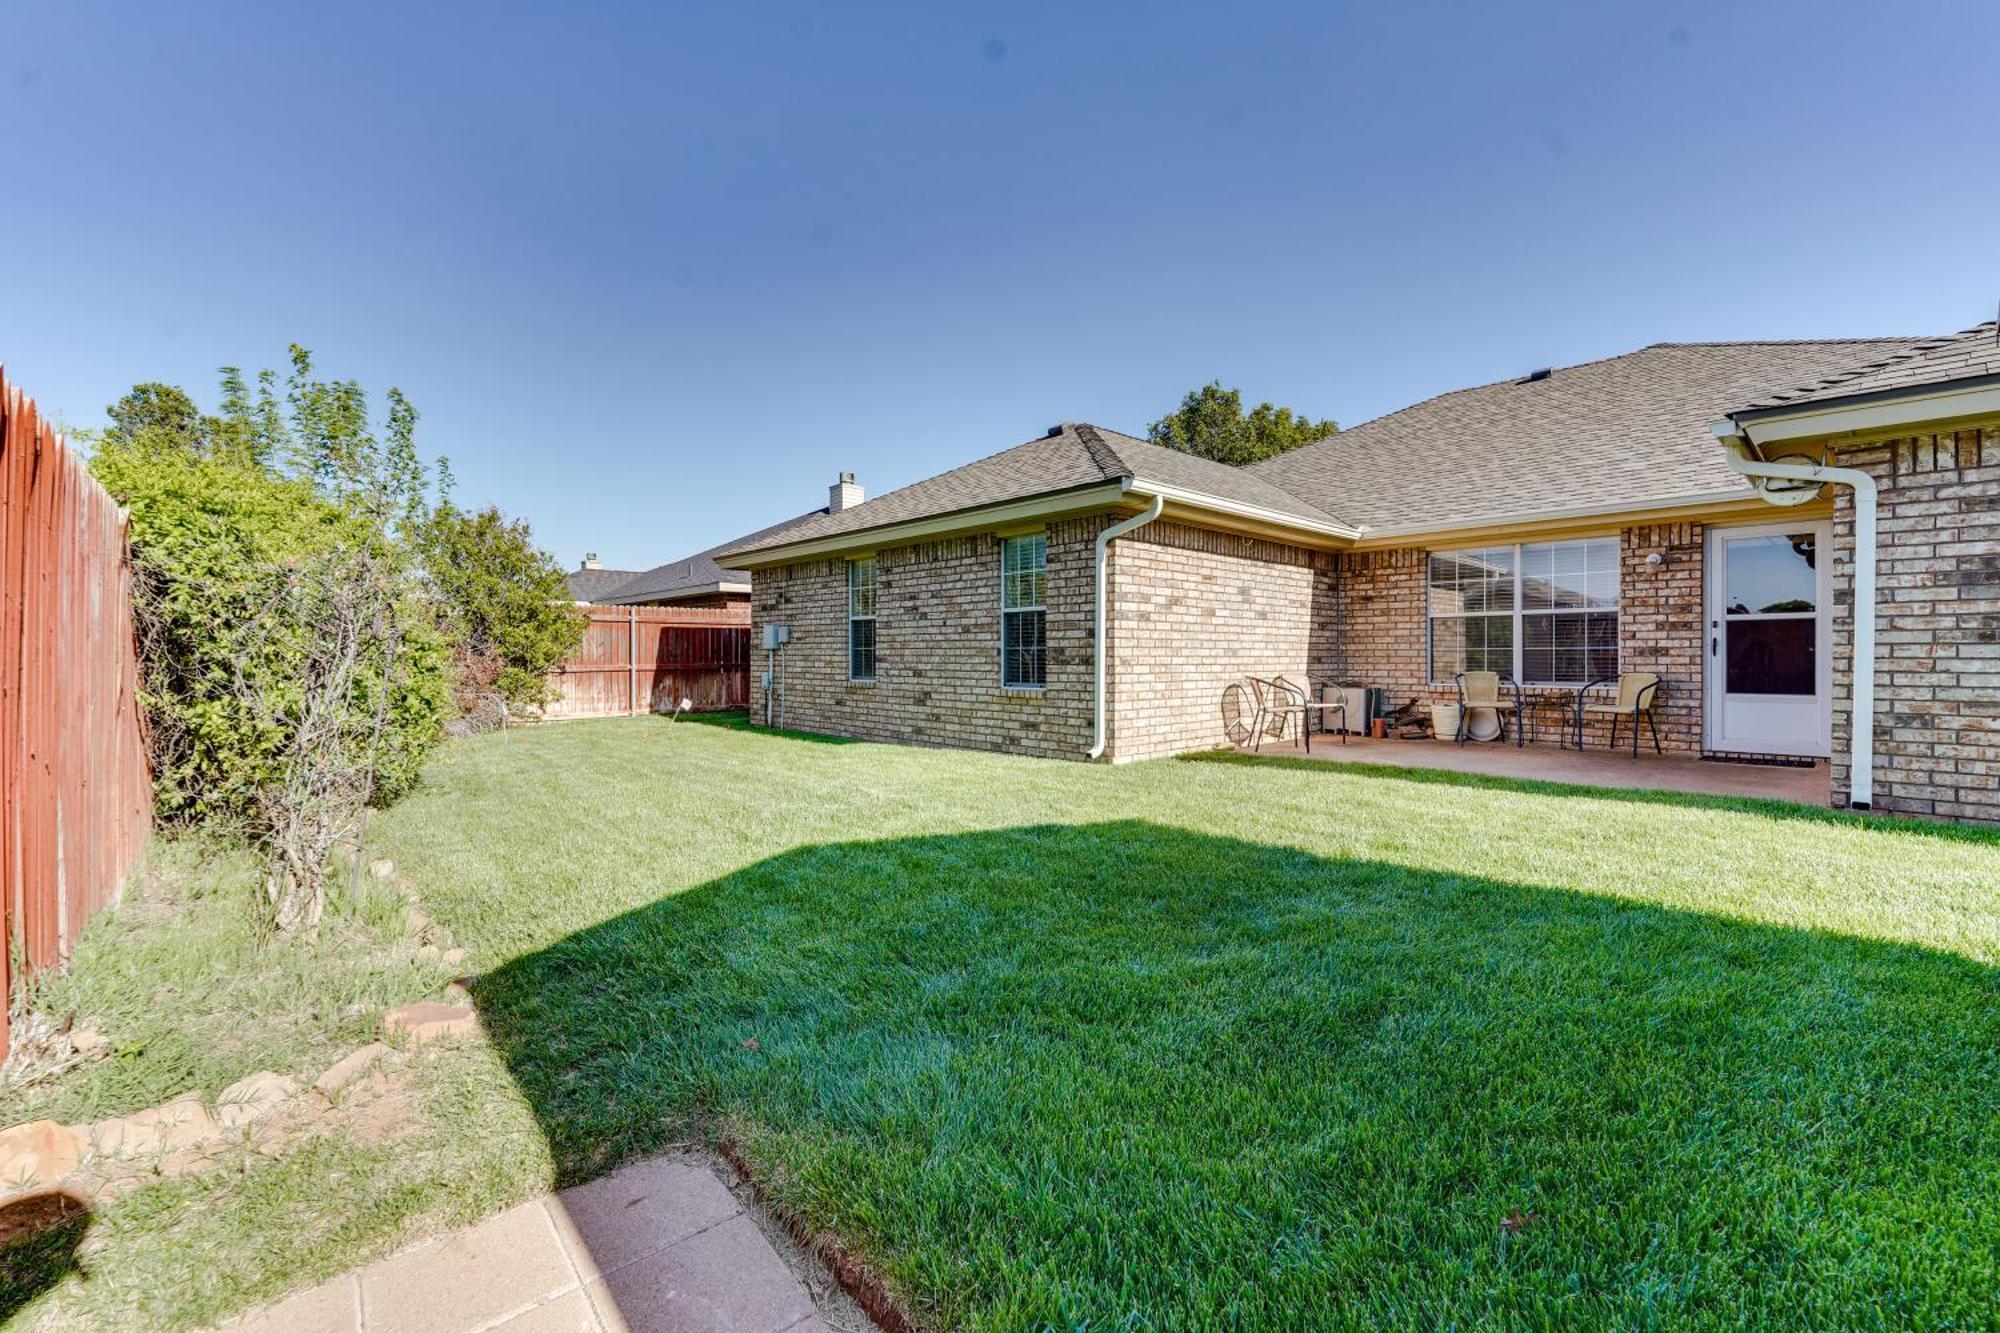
[91,435,450,830]
[420,503,584,711]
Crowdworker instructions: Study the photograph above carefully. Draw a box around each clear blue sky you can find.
[5,2,1996,570]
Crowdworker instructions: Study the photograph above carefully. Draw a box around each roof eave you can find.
[1350,487,1774,548]
[1126,476,1361,543]
[1728,373,2000,446]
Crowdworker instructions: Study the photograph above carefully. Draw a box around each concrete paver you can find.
[547,1158,742,1282]
[585,1215,817,1333]
[361,1200,575,1333]
[218,1155,837,1333]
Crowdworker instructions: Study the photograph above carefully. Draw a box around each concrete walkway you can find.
[223,1157,837,1333]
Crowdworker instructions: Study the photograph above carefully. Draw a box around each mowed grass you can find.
[365,716,2000,1331]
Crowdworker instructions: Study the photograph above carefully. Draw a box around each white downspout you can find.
[1715,429,1877,809]
[1088,492,1165,760]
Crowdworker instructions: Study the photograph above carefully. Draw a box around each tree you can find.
[1146,382,1337,466]
[105,382,211,453]
[420,503,585,711]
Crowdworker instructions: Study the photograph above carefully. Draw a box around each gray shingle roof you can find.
[604,508,828,603]
[1735,322,2000,413]
[720,422,1349,560]
[1247,338,1935,533]
[565,566,643,602]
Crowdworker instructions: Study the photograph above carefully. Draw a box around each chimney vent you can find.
[582,552,602,570]
[829,472,865,513]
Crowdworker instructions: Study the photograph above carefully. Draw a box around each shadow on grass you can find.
[0,1189,90,1319]
[473,820,2000,1329]
[1184,747,2000,845]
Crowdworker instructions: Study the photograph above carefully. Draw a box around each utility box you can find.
[761,623,791,650]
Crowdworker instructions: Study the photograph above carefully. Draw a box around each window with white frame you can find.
[1001,533,1046,689]
[847,557,877,681]
[1428,537,1618,684]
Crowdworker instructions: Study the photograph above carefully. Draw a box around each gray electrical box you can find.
[761,623,791,650]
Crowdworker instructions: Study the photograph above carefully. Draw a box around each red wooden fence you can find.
[0,368,152,1058]
[544,603,752,720]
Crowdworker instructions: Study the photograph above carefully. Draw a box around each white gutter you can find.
[1088,490,1165,760]
[1710,422,1877,809]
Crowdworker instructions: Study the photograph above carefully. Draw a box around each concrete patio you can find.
[1254,732,1831,805]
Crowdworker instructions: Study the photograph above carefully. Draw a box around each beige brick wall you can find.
[750,513,1338,763]
[1102,522,1337,761]
[749,516,1100,759]
[1325,529,1706,752]
[1827,422,2000,823]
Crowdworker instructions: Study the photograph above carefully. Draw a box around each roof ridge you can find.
[1069,421,1134,480]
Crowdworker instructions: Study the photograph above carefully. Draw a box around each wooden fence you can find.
[0,368,152,1058]
[544,603,752,720]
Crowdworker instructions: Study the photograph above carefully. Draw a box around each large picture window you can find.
[1001,533,1046,689]
[1428,537,1617,684]
[847,557,877,682]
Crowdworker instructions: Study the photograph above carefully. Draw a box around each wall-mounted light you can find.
[1644,551,1665,569]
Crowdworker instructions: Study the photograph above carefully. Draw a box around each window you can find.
[1001,533,1046,688]
[1428,537,1617,684]
[847,557,876,681]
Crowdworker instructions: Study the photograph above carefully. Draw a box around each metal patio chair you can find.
[1454,670,1524,747]
[1278,675,1347,751]
[1576,671,1664,756]
[1246,676,1304,751]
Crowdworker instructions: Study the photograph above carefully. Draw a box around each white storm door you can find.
[1705,521,1832,757]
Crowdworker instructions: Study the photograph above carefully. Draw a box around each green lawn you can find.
[357,716,2000,1331]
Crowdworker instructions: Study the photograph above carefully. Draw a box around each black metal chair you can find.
[1576,672,1664,755]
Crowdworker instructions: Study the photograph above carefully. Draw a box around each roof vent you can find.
[1045,424,1065,437]
[1517,368,1553,385]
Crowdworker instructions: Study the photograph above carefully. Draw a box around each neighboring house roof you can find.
[1734,322,2000,413]
[720,422,1349,560]
[565,566,644,602]
[1247,338,1934,534]
[602,508,828,604]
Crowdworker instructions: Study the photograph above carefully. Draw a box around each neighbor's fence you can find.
[544,603,751,720]
[0,368,152,1058]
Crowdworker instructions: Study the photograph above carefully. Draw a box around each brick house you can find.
[721,323,2000,823]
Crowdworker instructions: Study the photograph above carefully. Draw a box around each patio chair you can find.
[1220,681,1256,747]
[1245,676,1306,751]
[1277,675,1347,750]
[1576,671,1663,756]
[1453,671,1524,747]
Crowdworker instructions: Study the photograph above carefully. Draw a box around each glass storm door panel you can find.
[1705,523,1832,757]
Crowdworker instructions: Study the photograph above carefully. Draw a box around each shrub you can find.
[420,503,585,711]
[90,348,451,930]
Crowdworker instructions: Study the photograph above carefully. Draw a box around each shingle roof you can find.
[1247,338,1935,533]
[565,566,643,602]
[720,422,1349,559]
[1735,322,2000,412]
[605,508,828,603]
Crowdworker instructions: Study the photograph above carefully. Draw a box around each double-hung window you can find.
[847,557,877,682]
[1428,537,1617,684]
[1001,533,1046,689]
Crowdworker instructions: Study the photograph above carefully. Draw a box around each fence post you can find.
[628,606,639,715]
